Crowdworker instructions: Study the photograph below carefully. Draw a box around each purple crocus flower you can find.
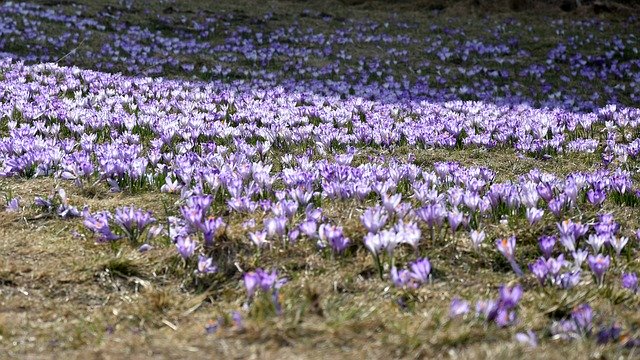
[196,254,217,275]
[571,303,593,335]
[557,270,581,289]
[526,207,544,225]
[621,272,638,293]
[498,284,523,310]
[609,236,628,257]
[390,267,412,289]
[449,298,470,318]
[447,209,464,233]
[408,258,431,284]
[529,258,548,285]
[470,229,485,250]
[515,330,538,348]
[244,271,261,299]
[319,223,350,254]
[361,206,388,233]
[587,189,606,205]
[83,211,120,242]
[202,217,225,247]
[175,236,196,259]
[5,197,20,212]
[496,236,523,277]
[587,254,610,286]
[538,235,556,259]
[264,216,287,239]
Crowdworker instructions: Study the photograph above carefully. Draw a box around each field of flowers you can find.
[0,0,639,358]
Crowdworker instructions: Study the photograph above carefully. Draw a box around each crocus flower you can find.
[515,330,538,348]
[5,197,20,212]
[571,303,593,335]
[587,189,606,205]
[498,284,523,310]
[470,229,485,250]
[319,223,349,254]
[587,254,610,286]
[249,231,269,249]
[408,258,431,284]
[571,248,589,269]
[394,220,421,251]
[496,236,523,277]
[361,206,388,233]
[138,243,152,253]
[526,207,544,225]
[609,236,628,257]
[621,272,638,293]
[244,271,261,299]
[557,271,581,289]
[538,235,556,259]
[202,217,225,247]
[175,236,196,259]
[196,254,217,275]
[586,234,606,254]
[449,298,470,318]
[529,258,548,285]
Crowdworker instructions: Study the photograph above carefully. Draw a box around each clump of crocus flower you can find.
[318,223,350,254]
[453,284,524,327]
[35,188,80,218]
[550,303,593,339]
[390,258,432,289]
[528,254,581,289]
[243,268,287,316]
[113,206,156,245]
[83,209,120,242]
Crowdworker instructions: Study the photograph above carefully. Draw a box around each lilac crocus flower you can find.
[571,248,589,269]
[496,236,523,277]
[390,267,412,289]
[587,254,610,286]
[395,220,421,251]
[609,236,628,257]
[264,216,287,239]
[244,271,261,299]
[138,244,153,253]
[447,209,463,233]
[5,197,20,212]
[621,272,638,293]
[249,230,269,249]
[586,234,606,254]
[361,206,388,233]
[538,235,556,259]
[515,330,538,348]
[526,207,544,225]
[557,271,581,289]
[587,189,606,205]
[571,303,593,335]
[196,255,217,275]
[319,223,350,254]
[408,258,431,284]
[299,220,317,238]
[529,258,548,285]
[449,298,470,318]
[83,211,120,242]
[175,236,196,259]
[470,229,485,250]
[202,217,225,247]
[498,284,523,310]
